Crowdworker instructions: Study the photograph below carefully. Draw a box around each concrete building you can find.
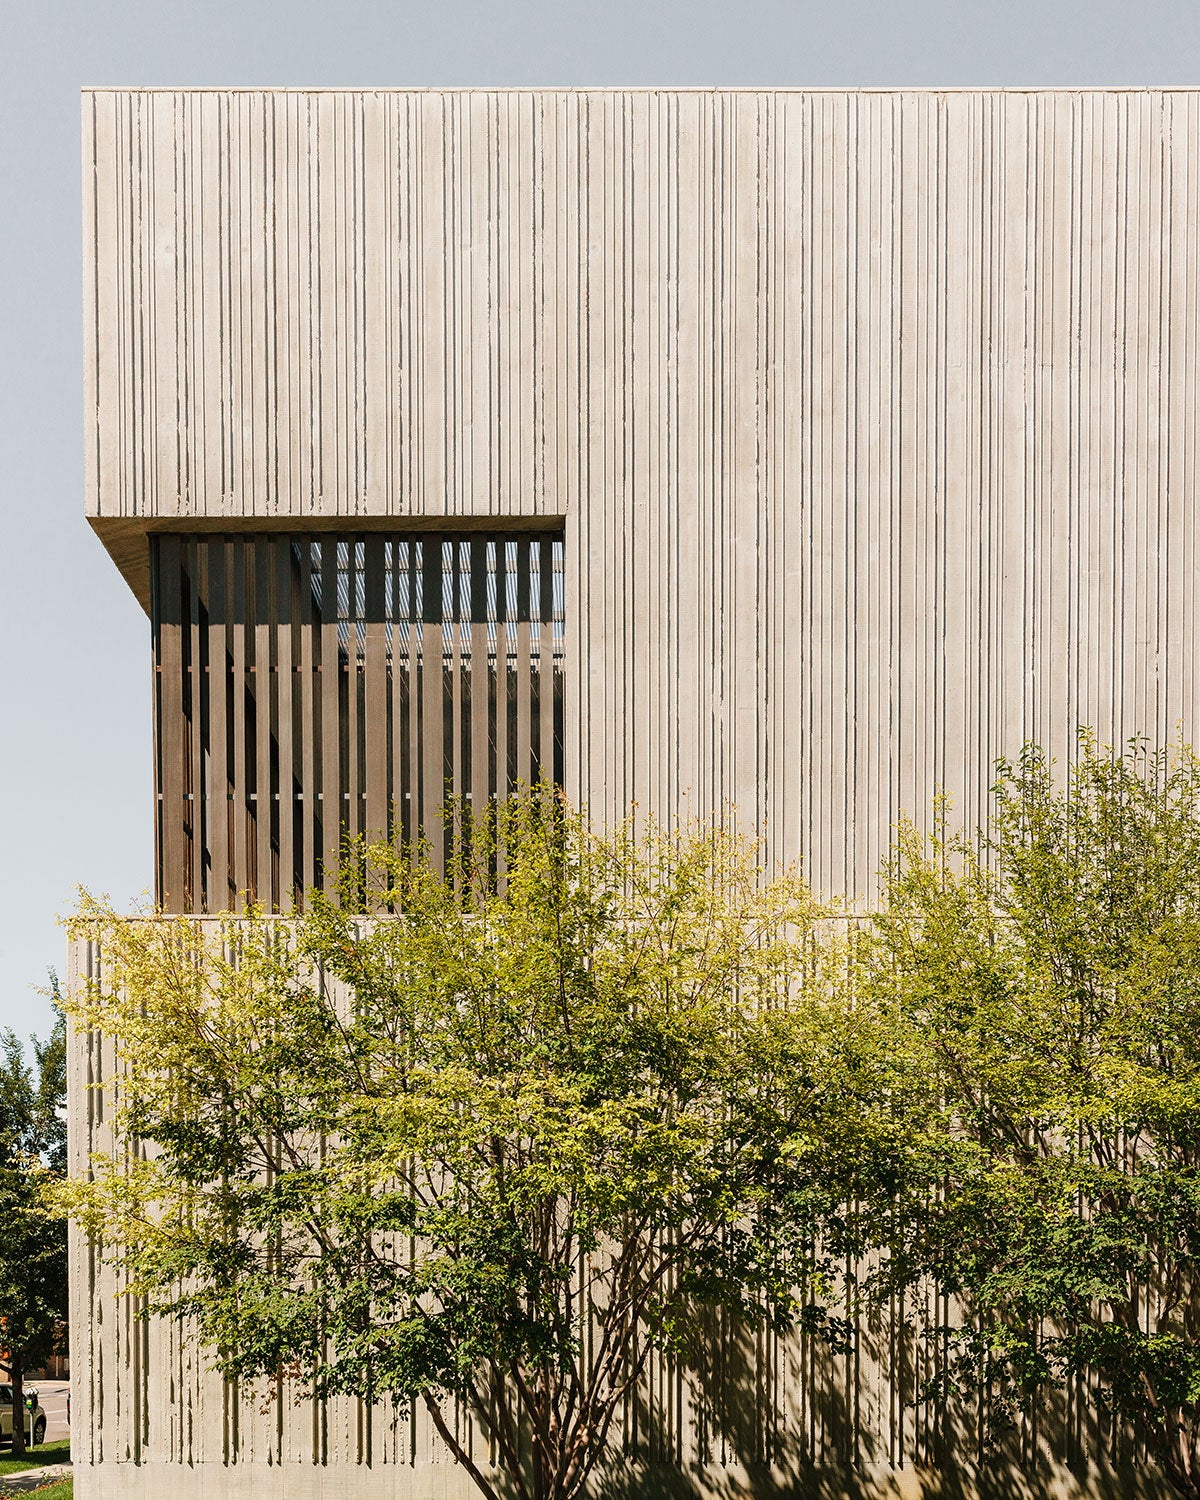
[71,87,1200,1497]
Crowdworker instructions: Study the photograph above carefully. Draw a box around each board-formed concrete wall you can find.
[76,87,1200,1496]
[85,86,1200,906]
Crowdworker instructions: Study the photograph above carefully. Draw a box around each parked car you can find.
[0,1385,46,1447]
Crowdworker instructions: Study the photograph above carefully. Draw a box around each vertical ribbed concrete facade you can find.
[73,88,1200,1497]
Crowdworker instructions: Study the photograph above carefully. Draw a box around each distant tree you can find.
[865,738,1200,1500]
[0,977,68,1456]
[63,793,890,1500]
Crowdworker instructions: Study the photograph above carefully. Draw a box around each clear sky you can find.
[2,0,1199,1043]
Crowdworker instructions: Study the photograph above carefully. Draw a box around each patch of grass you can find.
[0,1440,70,1478]
[1,1483,71,1499]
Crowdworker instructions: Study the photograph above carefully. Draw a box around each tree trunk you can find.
[1145,1419,1200,1500]
[1162,1460,1200,1500]
[10,1353,25,1458]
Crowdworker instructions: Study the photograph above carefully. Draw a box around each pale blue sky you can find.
[2,0,1199,1043]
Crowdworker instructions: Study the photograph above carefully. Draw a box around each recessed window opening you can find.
[151,530,566,913]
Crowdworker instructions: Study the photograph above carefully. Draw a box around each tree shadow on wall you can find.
[586,1302,1173,1500]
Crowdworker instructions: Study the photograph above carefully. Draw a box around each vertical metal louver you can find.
[152,531,566,912]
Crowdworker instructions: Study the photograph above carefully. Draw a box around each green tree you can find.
[0,977,68,1456]
[64,795,883,1500]
[865,738,1200,1498]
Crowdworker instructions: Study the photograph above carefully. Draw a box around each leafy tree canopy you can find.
[68,747,1200,1497]
[864,737,1200,1499]
[64,793,894,1500]
[0,981,69,1455]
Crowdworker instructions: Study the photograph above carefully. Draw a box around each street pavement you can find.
[2,1464,72,1495]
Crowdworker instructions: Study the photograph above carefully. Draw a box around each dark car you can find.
[0,1385,47,1447]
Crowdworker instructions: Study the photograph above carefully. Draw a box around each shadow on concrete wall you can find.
[587,1300,1176,1500]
